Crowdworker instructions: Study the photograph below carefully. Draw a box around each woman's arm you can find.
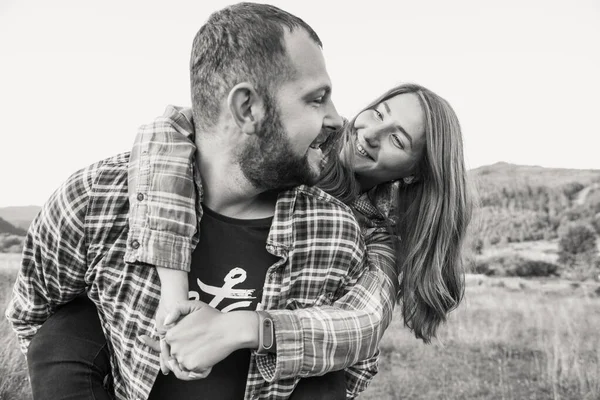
[127,112,399,391]
[125,106,199,324]
[125,105,198,274]
[257,229,398,394]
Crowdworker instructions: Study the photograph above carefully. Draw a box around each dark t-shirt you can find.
[149,206,278,400]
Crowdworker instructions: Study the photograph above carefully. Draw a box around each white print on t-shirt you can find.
[188,267,257,313]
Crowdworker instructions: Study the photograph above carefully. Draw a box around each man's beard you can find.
[238,98,320,191]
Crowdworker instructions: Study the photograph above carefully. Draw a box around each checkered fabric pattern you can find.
[124,107,399,398]
[6,107,397,399]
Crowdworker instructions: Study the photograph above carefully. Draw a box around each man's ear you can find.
[227,83,265,135]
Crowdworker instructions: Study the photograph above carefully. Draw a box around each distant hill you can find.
[469,162,600,245]
[0,217,27,236]
[471,162,600,188]
[1,162,599,245]
[0,206,41,230]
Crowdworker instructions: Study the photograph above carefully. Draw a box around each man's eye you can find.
[313,96,325,104]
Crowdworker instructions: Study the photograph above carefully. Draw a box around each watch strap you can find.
[256,310,274,355]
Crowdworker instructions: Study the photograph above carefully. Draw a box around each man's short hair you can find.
[190,2,322,131]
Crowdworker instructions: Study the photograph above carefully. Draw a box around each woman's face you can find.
[341,93,426,188]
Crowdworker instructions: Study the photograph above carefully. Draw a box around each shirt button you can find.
[137,193,145,201]
[131,240,140,249]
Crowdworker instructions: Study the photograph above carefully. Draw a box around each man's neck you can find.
[196,140,277,220]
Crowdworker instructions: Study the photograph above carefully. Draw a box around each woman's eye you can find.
[373,109,383,120]
[391,134,404,149]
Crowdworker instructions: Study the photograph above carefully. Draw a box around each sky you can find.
[1,0,599,207]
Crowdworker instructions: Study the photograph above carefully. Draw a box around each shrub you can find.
[472,259,494,276]
[471,238,484,255]
[508,259,560,277]
[558,223,599,280]
[473,254,561,278]
[562,182,585,200]
[0,235,24,253]
[558,223,597,265]
[561,206,590,223]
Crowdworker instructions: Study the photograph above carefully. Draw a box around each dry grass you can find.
[0,254,32,400]
[482,239,561,263]
[362,275,600,400]
[1,253,599,400]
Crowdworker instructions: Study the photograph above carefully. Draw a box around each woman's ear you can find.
[227,83,265,135]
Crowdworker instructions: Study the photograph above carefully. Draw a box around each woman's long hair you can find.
[318,83,473,343]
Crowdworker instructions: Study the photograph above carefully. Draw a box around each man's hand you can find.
[163,300,260,373]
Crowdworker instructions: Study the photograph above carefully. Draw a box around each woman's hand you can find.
[164,301,240,372]
[141,300,259,379]
[140,299,213,380]
[154,267,190,375]
[139,332,212,381]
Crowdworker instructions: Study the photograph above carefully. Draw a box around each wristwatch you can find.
[256,311,275,355]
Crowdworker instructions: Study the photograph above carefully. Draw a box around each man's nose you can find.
[324,100,343,131]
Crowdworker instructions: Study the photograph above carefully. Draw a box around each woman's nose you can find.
[363,128,382,147]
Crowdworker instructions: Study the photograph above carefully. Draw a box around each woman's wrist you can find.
[156,267,189,301]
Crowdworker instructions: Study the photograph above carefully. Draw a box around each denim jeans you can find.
[27,294,114,400]
[26,294,345,400]
[290,370,346,400]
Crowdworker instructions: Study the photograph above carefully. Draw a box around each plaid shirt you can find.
[7,107,397,400]
[125,107,398,398]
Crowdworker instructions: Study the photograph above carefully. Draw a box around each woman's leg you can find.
[27,293,113,400]
[289,370,346,400]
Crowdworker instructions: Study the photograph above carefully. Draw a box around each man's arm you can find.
[5,165,93,354]
[126,119,399,388]
[153,229,397,393]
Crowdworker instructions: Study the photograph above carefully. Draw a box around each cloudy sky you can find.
[1,0,598,207]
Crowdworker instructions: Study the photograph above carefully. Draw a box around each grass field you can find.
[1,253,599,400]
[0,254,31,400]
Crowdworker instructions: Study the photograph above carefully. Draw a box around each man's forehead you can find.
[282,29,332,93]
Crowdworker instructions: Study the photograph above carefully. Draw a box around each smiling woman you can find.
[118,83,472,396]
[319,83,472,342]
[122,82,472,362]
[341,92,426,189]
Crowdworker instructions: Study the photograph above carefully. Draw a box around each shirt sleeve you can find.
[5,165,95,354]
[344,354,379,399]
[125,114,198,272]
[255,229,398,386]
